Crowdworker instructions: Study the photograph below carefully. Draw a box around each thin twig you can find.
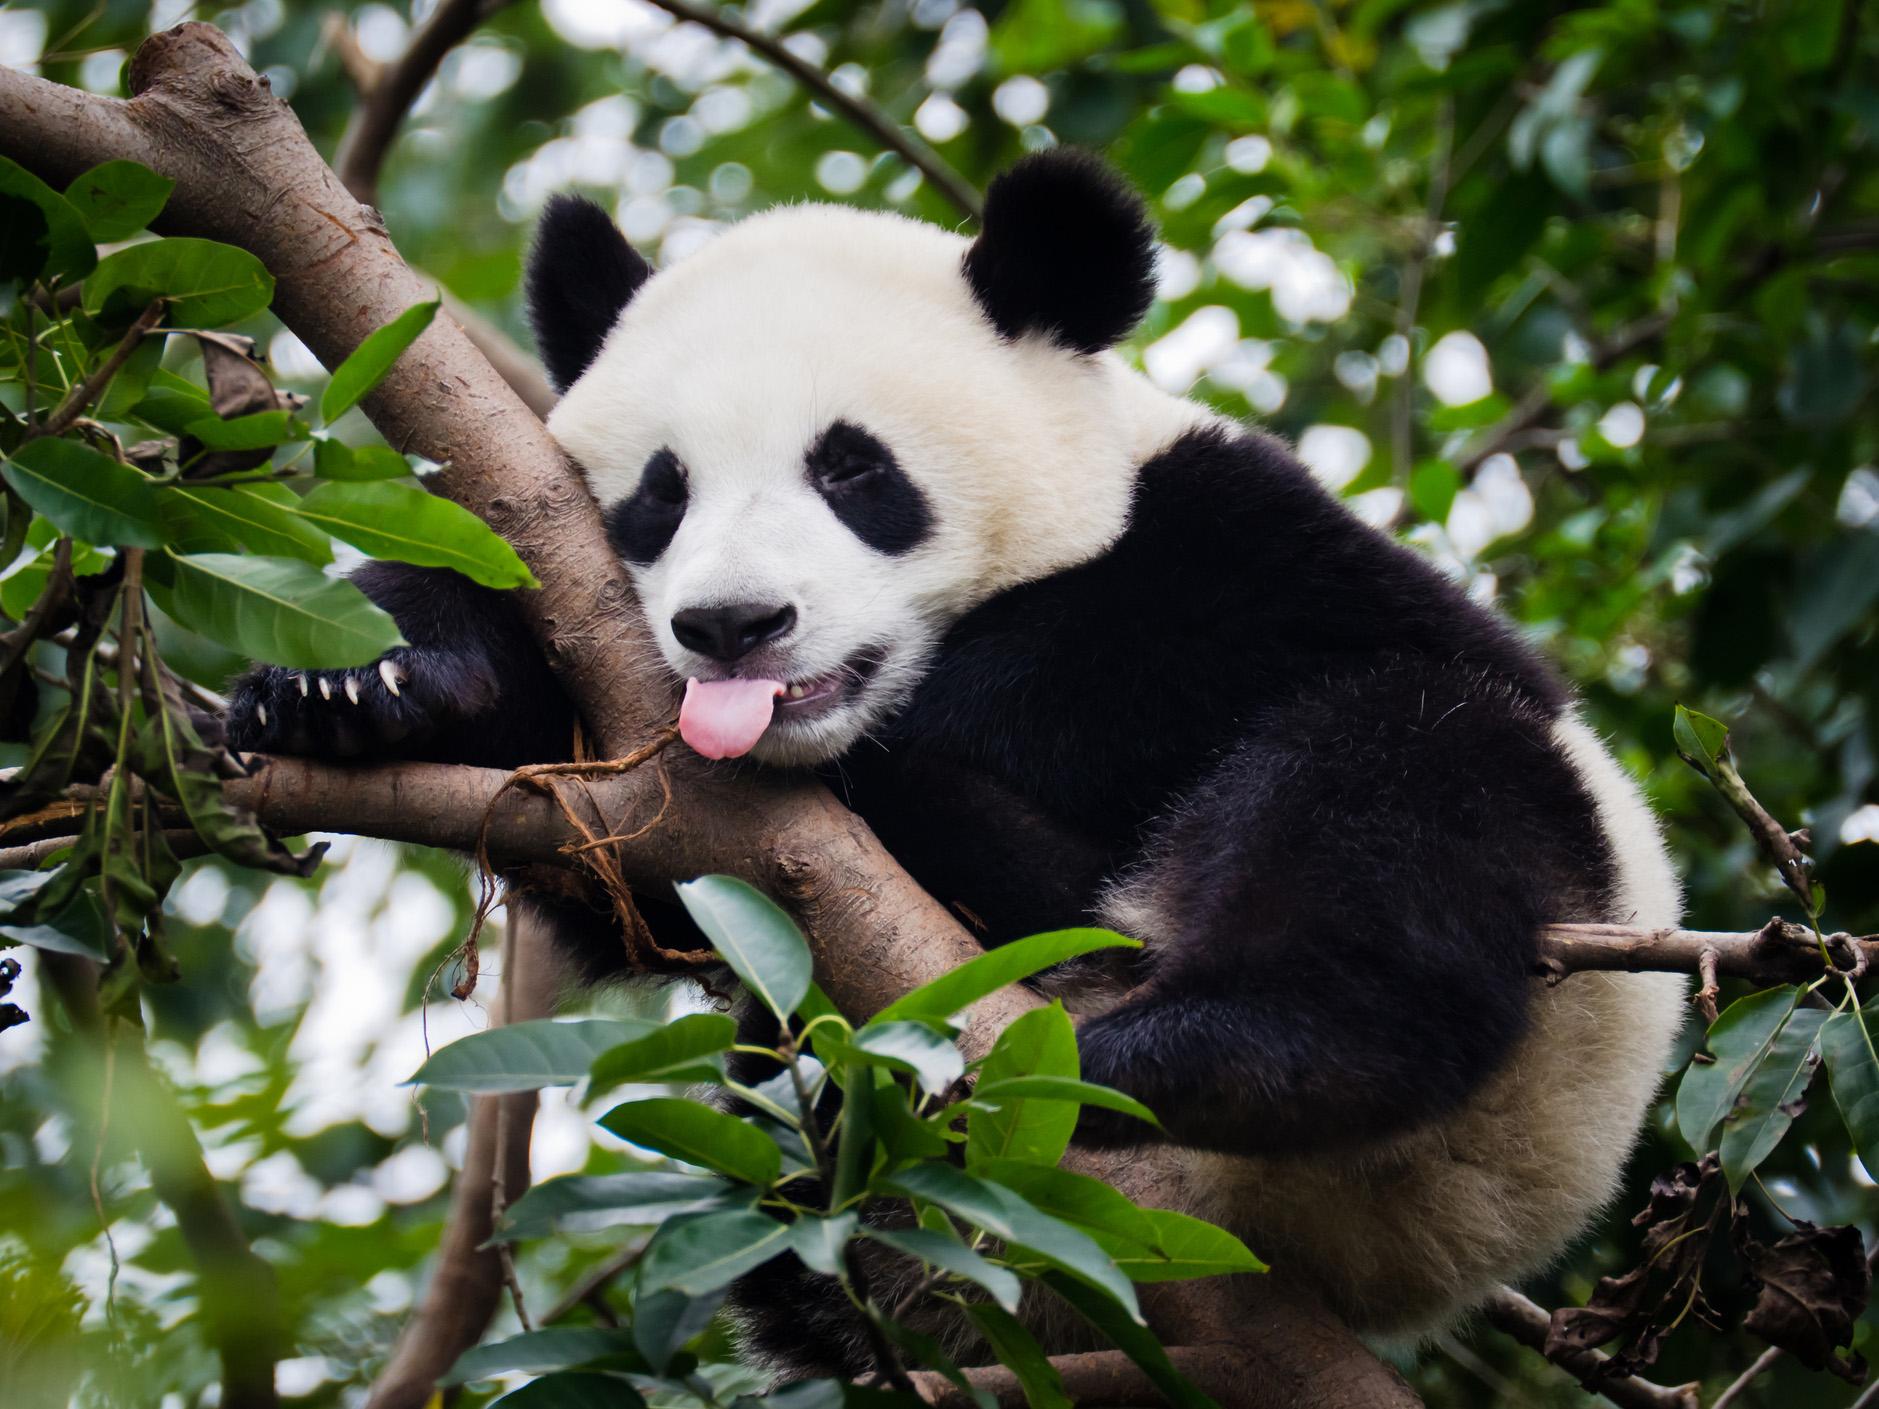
[1481,1286,1698,1409]
[638,0,983,221]
[1708,1345,1783,1409]
[539,1240,647,1327]
[27,300,166,443]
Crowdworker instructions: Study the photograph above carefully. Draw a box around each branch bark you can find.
[1480,1287,1698,1409]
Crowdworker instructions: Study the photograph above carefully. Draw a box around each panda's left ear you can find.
[963,149,1157,355]
[526,195,653,392]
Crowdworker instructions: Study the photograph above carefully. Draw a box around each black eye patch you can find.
[606,447,688,564]
[805,420,933,556]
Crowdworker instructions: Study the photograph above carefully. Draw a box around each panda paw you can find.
[225,645,500,762]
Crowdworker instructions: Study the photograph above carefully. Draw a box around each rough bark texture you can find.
[0,25,1420,1409]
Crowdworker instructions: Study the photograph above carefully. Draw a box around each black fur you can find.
[963,149,1157,354]
[526,194,652,392]
[606,448,689,565]
[805,420,934,556]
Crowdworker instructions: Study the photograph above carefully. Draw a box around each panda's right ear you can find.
[526,195,653,392]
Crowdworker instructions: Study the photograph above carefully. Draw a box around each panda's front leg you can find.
[224,560,575,770]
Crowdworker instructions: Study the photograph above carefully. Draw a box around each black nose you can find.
[670,602,797,663]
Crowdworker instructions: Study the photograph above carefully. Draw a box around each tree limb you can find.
[1480,1287,1699,1409]
[638,0,984,222]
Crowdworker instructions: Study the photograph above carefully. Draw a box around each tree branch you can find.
[329,0,514,207]
[1480,1287,1699,1409]
[638,0,983,222]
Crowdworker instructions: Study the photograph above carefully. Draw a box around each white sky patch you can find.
[1154,245,1201,301]
[79,49,126,94]
[373,1144,450,1204]
[1837,467,1879,527]
[1212,228,1352,325]
[1223,135,1272,174]
[1349,487,1404,527]
[1172,64,1221,93]
[276,1358,336,1399]
[914,93,968,143]
[1423,331,1492,406]
[1211,195,1273,239]
[925,9,986,88]
[452,42,523,100]
[993,76,1050,126]
[1599,400,1647,449]
[1296,425,1371,492]
[354,4,410,63]
[1164,172,1206,211]
[1207,340,1286,415]
[1449,458,1533,559]
[1842,803,1879,846]
[1376,332,1410,377]
[695,85,753,134]
[1335,350,1379,401]
[0,9,47,74]
[1557,436,1590,470]
[1143,305,1239,393]
[814,150,869,194]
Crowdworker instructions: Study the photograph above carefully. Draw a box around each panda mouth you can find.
[774,646,885,713]
[678,646,887,760]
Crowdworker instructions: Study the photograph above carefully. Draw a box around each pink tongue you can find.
[680,677,784,760]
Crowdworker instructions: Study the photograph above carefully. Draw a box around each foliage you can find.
[0,0,1875,1406]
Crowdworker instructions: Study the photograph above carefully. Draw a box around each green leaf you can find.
[884,1163,1142,1321]
[1116,1208,1266,1282]
[633,1286,728,1373]
[588,1012,737,1095]
[1821,1002,1879,1180]
[321,299,441,422]
[1718,1007,1827,1193]
[970,1076,1160,1130]
[160,484,332,564]
[290,480,538,590]
[312,439,414,481]
[637,1209,792,1295]
[406,1018,655,1092]
[675,875,813,1021]
[963,1304,1071,1409]
[836,1020,965,1096]
[148,552,404,670]
[0,156,96,284]
[3,440,163,550]
[63,161,174,243]
[1677,987,1804,1154]
[492,1373,646,1409]
[1041,1273,1216,1409]
[787,1211,858,1276]
[0,890,109,959]
[498,1170,752,1243]
[967,1002,1080,1169]
[599,1098,782,1186]
[969,1161,1156,1248]
[85,238,273,328]
[862,1226,1022,1313]
[183,410,304,453]
[875,929,1139,1024]
[444,1328,648,1385]
[1672,704,1731,777]
[1409,460,1462,523]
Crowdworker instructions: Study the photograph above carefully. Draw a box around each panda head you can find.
[533,150,1160,765]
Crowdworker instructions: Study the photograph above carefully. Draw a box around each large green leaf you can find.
[963,1304,1071,1409]
[862,1226,1022,1312]
[1820,1001,1879,1180]
[497,1170,753,1243]
[875,929,1139,1024]
[2,439,163,549]
[970,1076,1160,1130]
[1676,987,1805,1154]
[161,484,332,564]
[633,1286,729,1373]
[834,1020,965,1096]
[149,552,405,670]
[444,1328,648,1385]
[675,875,813,1020]
[1042,1273,1216,1409]
[1718,1007,1827,1193]
[970,1160,1157,1248]
[63,161,174,243]
[588,1012,737,1094]
[599,1097,782,1186]
[407,1019,656,1092]
[967,1002,1080,1170]
[885,1163,1142,1321]
[0,156,95,284]
[637,1209,792,1295]
[183,410,304,454]
[787,1211,858,1276]
[320,299,440,422]
[85,238,274,328]
[290,481,538,590]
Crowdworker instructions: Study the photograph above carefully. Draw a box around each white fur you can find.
[547,203,1211,763]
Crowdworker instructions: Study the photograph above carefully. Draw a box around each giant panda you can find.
[229,149,1687,1366]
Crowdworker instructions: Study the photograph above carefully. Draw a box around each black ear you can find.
[962,149,1157,355]
[526,195,653,392]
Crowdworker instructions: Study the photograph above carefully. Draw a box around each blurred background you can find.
[1,0,1875,1404]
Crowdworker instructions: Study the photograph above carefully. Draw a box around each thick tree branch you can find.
[639,0,984,221]
[1480,1287,1699,1409]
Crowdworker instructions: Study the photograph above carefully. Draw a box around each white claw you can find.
[318,676,332,701]
[294,673,308,697]
[344,676,361,704]
[256,702,268,727]
[379,659,401,697]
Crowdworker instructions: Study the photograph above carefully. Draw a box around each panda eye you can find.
[817,454,880,489]
[640,449,687,506]
[808,420,892,493]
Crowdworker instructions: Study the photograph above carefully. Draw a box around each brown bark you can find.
[1480,1287,1699,1409]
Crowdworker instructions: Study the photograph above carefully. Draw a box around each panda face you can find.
[536,157,1198,764]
